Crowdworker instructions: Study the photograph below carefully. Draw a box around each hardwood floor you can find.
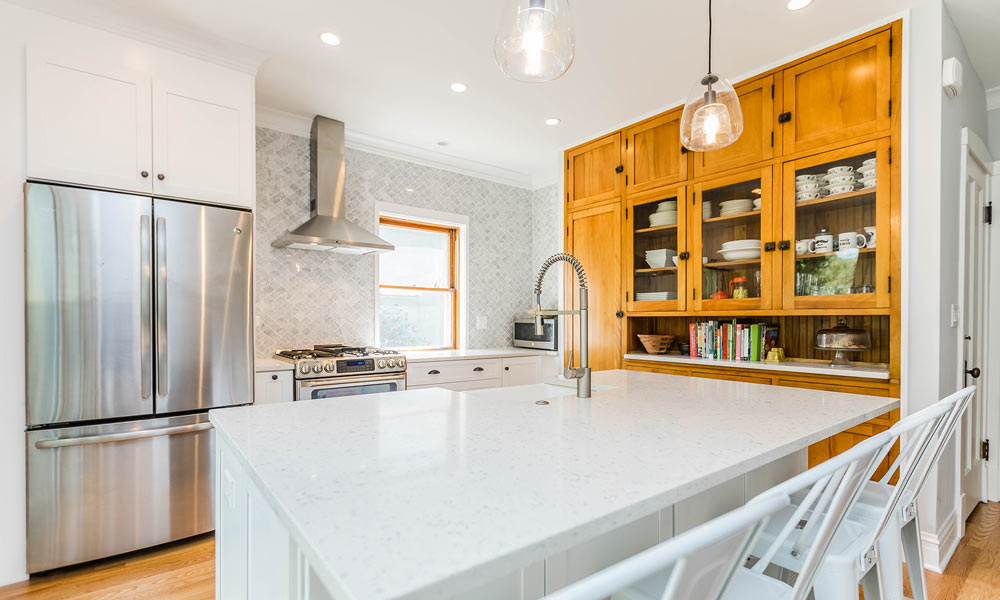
[3,505,1000,599]
[0,535,214,600]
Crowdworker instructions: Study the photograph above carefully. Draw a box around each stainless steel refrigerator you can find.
[24,182,253,573]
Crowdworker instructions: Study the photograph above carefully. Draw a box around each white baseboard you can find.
[920,508,961,573]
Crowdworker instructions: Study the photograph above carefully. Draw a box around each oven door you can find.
[295,373,407,401]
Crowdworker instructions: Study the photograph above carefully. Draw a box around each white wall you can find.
[989,107,1000,158]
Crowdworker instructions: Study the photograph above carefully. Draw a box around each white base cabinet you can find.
[216,433,805,600]
[407,356,542,392]
[254,370,293,404]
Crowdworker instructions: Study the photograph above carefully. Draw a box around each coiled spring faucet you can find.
[532,253,591,398]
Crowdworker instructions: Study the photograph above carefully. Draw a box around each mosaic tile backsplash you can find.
[254,127,562,356]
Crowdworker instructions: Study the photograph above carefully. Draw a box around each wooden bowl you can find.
[638,334,675,355]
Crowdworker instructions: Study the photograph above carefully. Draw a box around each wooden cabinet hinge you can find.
[566,226,569,236]
[986,202,993,225]
[692,288,696,301]
[625,174,628,186]
[565,192,569,203]
[983,439,990,461]
[626,291,629,301]
[889,99,892,117]
[771,84,774,99]
[888,147,892,165]
[889,36,893,57]
[888,276,891,293]
[625,207,629,219]
[566,158,569,169]
[771,131,774,147]
[625,138,629,149]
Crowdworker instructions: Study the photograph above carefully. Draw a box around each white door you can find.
[958,129,993,519]
[26,49,153,193]
[152,76,252,207]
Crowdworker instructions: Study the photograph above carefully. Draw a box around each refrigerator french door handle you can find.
[34,422,213,449]
[140,215,152,399]
[155,216,169,397]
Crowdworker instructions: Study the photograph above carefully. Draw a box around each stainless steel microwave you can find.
[513,318,558,351]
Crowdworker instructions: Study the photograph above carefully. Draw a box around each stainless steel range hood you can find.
[272,116,394,254]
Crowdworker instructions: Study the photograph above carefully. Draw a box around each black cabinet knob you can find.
[678,251,690,260]
[967,367,981,379]
[778,240,791,251]
[764,242,776,252]
[615,165,624,173]
[157,173,165,181]
[141,171,149,178]
[505,366,510,371]
[615,310,624,318]
[271,374,278,381]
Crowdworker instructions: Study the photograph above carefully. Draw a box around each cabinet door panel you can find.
[566,202,622,371]
[695,76,776,177]
[152,77,252,207]
[502,357,541,386]
[625,109,687,194]
[781,31,891,153]
[26,49,152,193]
[566,133,621,208]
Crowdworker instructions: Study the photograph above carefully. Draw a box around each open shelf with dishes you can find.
[626,188,688,311]
[780,138,890,309]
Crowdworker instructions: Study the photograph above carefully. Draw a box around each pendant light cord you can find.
[708,0,713,74]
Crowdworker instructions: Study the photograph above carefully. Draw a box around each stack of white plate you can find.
[644,248,677,268]
[648,209,678,227]
[703,200,713,219]
[719,199,754,216]
[717,239,761,261]
[656,200,677,212]
[635,291,677,301]
[857,158,876,189]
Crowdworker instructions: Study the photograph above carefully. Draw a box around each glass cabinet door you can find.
[780,138,890,309]
[627,187,687,312]
[692,167,775,311]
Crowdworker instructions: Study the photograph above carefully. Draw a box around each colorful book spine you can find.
[689,323,697,357]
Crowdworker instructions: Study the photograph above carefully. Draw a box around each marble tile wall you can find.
[254,127,559,355]
[531,184,563,309]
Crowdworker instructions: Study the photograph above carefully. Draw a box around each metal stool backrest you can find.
[542,491,791,600]
[749,428,898,600]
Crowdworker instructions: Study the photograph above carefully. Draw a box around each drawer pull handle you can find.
[473,367,485,372]
[271,374,278,381]
[428,369,441,375]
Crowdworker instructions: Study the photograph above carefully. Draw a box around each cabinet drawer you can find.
[406,359,502,386]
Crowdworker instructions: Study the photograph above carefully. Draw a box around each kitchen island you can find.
[210,369,897,600]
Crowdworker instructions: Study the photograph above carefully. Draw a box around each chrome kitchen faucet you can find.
[531,254,591,398]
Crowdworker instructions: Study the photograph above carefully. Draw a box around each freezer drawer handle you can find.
[34,422,213,449]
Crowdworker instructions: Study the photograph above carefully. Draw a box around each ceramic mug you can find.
[795,174,819,183]
[796,191,822,201]
[808,232,834,253]
[795,240,809,256]
[838,232,867,249]
[864,226,876,248]
[796,182,821,192]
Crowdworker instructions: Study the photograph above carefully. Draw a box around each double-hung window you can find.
[377,217,458,350]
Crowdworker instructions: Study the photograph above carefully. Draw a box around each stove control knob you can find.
[388,359,396,368]
[299,365,310,375]
[324,362,335,372]
[312,364,323,374]
[397,357,405,368]
[377,359,387,369]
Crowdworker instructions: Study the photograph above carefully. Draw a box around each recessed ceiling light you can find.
[786,0,812,10]
[320,32,342,46]
[405,187,415,192]
[450,82,468,93]
[437,141,449,147]
[545,117,561,126]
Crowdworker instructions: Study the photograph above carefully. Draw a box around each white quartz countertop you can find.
[403,347,558,362]
[209,369,896,600]
[254,357,293,372]
[624,353,891,380]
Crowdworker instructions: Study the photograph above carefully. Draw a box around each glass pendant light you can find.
[680,0,743,151]
[494,0,575,83]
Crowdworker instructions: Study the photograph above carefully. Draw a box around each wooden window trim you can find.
[378,216,459,350]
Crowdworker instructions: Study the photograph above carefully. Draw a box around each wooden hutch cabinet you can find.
[562,21,902,469]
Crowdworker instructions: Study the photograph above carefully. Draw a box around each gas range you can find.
[274,345,406,380]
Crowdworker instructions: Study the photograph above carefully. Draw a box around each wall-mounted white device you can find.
[943,57,963,98]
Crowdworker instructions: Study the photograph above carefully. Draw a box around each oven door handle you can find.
[298,375,406,389]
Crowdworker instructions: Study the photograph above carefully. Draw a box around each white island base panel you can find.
[210,369,897,600]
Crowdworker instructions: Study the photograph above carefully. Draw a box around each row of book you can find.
[688,320,778,362]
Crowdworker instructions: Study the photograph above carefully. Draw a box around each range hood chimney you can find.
[272,116,394,254]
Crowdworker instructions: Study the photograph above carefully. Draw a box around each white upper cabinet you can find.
[26,44,254,209]
[152,75,252,206]
[26,51,153,194]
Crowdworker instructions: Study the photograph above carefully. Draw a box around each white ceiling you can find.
[943,0,1000,95]
[13,0,934,187]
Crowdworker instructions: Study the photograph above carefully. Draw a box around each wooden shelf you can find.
[796,247,876,259]
[794,188,875,209]
[703,258,761,269]
[635,224,678,234]
[702,209,761,224]
[635,266,678,274]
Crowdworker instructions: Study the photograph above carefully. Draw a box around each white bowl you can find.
[753,198,762,208]
[717,247,762,261]
[827,165,854,175]
[828,184,855,195]
[645,259,667,269]
[721,239,760,249]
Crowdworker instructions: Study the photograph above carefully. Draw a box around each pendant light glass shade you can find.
[680,73,743,151]
[494,0,575,83]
